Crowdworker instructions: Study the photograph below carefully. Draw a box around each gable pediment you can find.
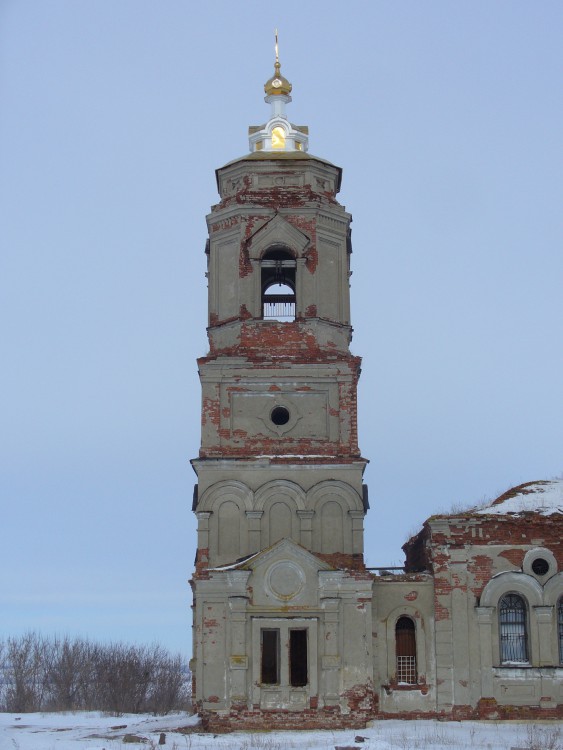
[246,213,310,258]
[242,538,333,572]
[240,539,333,607]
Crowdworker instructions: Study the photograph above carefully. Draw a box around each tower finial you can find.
[251,33,308,153]
[264,29,292,96]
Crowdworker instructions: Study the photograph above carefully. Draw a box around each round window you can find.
[271,406,290,426]
[531,557,549,576]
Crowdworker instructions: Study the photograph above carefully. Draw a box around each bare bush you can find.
[44,635,97,711]
[2,632,49,712]
[523,724,562,750]
[0,633,191,715]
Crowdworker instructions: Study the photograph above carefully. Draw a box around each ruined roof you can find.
[476,479,563,517]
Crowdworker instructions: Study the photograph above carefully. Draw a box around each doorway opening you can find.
[289,629,308,687]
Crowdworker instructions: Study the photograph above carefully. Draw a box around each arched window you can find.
[499,594,528,664]
[558,597,563,664]
[271,126,286,150]
[261,248,296,321]
[395,616,417,684]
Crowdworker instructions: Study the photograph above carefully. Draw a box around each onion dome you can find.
[264,60,292,97]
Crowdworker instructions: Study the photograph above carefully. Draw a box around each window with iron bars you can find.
[499,593,528,664]
[395,616,417,684]
[396,655,417,684]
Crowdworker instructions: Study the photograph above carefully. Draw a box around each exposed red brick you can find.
[211,216,241,234]
[386,676,429,695]
[304,246,318,274]
[239,304,252,320]
[198,694,377,733]
[498,548,525,567]
[434,602,451,621]
[315,552,369,573]
[193,548,210,573]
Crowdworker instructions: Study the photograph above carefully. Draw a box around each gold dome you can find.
[264,60,292,97]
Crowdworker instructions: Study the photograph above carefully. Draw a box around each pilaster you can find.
[320,597,341,704]
[228,595,250,703]
[534,605,554,666]
[475,606,494,697]
[298,510,314,549]
[246,510,263,555]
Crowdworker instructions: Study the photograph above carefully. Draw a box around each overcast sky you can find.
[2,1,562,658]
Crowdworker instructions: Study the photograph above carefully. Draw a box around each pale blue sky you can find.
[1,1,562,658]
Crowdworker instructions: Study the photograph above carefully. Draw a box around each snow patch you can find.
[0,711,556,750]
[476,479,563,516]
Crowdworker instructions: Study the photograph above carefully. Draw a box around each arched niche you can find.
[306,480,363,513]
[308,481,362,555]
[198,480,253,513]
[255,480,306,511]
[319,500,345,553]
[199,481,253,567]
[255,480,304,548]
[217,500,241,566]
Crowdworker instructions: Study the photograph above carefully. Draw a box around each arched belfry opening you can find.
[261,247,296,321]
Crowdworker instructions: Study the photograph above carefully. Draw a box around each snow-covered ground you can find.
[1,712,561,750]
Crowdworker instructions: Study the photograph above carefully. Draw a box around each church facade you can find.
[189,55,563,731]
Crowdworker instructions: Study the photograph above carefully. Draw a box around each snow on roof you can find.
[476,479,563,517]
[208,550,262,571]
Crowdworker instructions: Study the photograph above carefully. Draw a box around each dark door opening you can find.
[261,629,280,684]
[289,628,308,687]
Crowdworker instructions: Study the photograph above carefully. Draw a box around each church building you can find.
[189,51,563,731]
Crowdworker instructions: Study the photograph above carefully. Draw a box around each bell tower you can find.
[190,45,374,730]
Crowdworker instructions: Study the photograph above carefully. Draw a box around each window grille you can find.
[395,616,417,684]
[499,594,528,664]
[396,655,417,684]
[558,598,563,664]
